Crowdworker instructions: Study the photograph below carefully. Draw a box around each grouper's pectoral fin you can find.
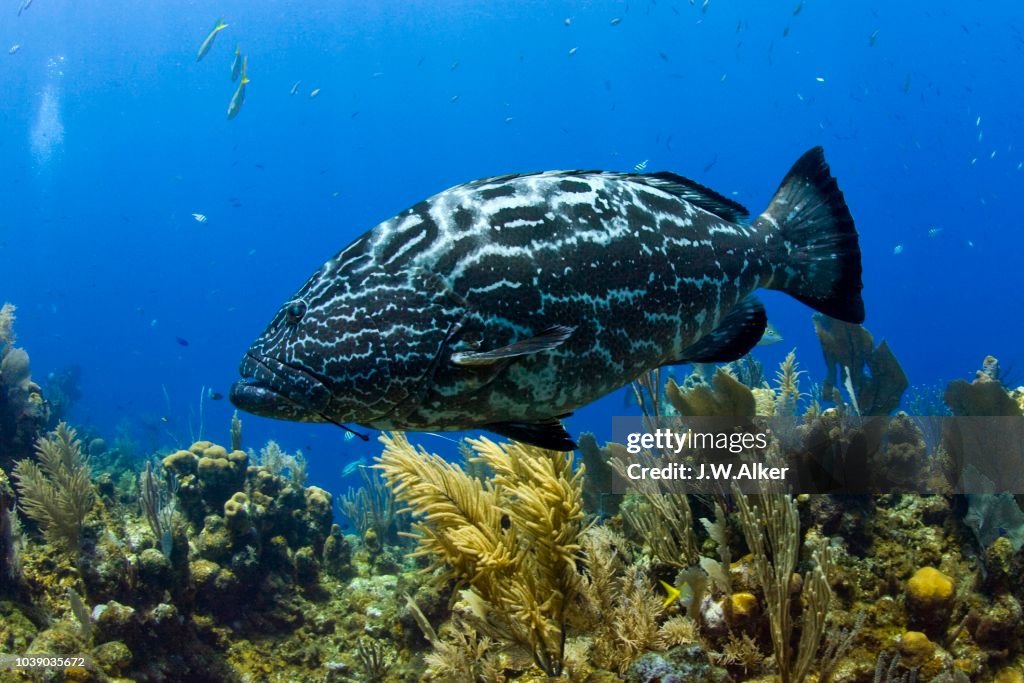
[450,325,575,366]
[484,415,576,451]
[674,297,768,364]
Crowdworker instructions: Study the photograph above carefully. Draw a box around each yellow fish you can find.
[197,18,229,62]
[659,580,693,609]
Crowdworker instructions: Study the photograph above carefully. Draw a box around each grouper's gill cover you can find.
[231,147,864,451]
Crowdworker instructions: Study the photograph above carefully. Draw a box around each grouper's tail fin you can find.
[756,147,864,324]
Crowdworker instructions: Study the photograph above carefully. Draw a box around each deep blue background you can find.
[2,1,1021,491]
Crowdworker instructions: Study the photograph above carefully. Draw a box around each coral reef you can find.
[0,303,49,473]
[8,340,1024,681]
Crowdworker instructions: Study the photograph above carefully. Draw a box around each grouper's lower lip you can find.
[229,378,324,422]
[230,352,333,421]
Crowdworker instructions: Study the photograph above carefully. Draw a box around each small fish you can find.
[927,227,943,238]
[976,116,982,127]
[151,319,158,328]
[196,18,229,62]
[8,44,21,55]
[757,321,784,346]
[175,337,190,347]
[568,47,578,56]
[815,76,825,83]
[290,80,301,96]
[793,0,803,16]
[192,213,207,224]
[869,29,880,46]
[504,116,514,124]
[564,17,571,26]
[610,17,621,26]
[160,416,169,423]
[341,457,369,477]
[16,0,31,17]
[659,579,693,608]
[634,159,649,172]
[230,44,242,82]
[450,94,459,102]
[227,55,249,119]
[207,389,224,401]
[450,61,459,71]
[310,88,321,98]
[893,244,904,255]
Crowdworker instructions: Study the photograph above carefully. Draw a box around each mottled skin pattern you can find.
[232,150,861,445]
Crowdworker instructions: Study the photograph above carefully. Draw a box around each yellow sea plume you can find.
[376,433,587,676]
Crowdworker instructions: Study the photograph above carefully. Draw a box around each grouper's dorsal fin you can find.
[451,325,575,366]
[634,171,750,222]
[484,416,576,451]
[674,297,767,364]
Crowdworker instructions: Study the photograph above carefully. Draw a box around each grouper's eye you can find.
[286,301,306,324]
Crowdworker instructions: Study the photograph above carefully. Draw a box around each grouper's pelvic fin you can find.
[757,147,864,324]
[484,415,576,451]
[675,296,767,364]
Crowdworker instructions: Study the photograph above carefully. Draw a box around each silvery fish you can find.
[227,56,248,120]
[757,321,784,346]
[231,44,242,82]
[196,18,228,62]
[231,147,863,450]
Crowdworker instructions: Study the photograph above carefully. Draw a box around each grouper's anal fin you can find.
[673,297,768,364]
[451,325,575,366]
[484,415,576,451]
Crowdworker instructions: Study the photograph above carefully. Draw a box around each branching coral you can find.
[13,422,95,554]
[337,466,400,546]
[138,460,178,559]
[421,616,502,682]
[734,484,832,683]
[376,432,587,676]
[577,526,693,673]
[774,349,805,417]
[251,440,307,484]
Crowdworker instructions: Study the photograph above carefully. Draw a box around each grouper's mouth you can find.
[229,353,333,423]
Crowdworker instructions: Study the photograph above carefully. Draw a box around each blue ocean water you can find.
[1,1,1021,490]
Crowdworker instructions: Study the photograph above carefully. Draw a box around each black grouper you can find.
[231,147,862,450]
